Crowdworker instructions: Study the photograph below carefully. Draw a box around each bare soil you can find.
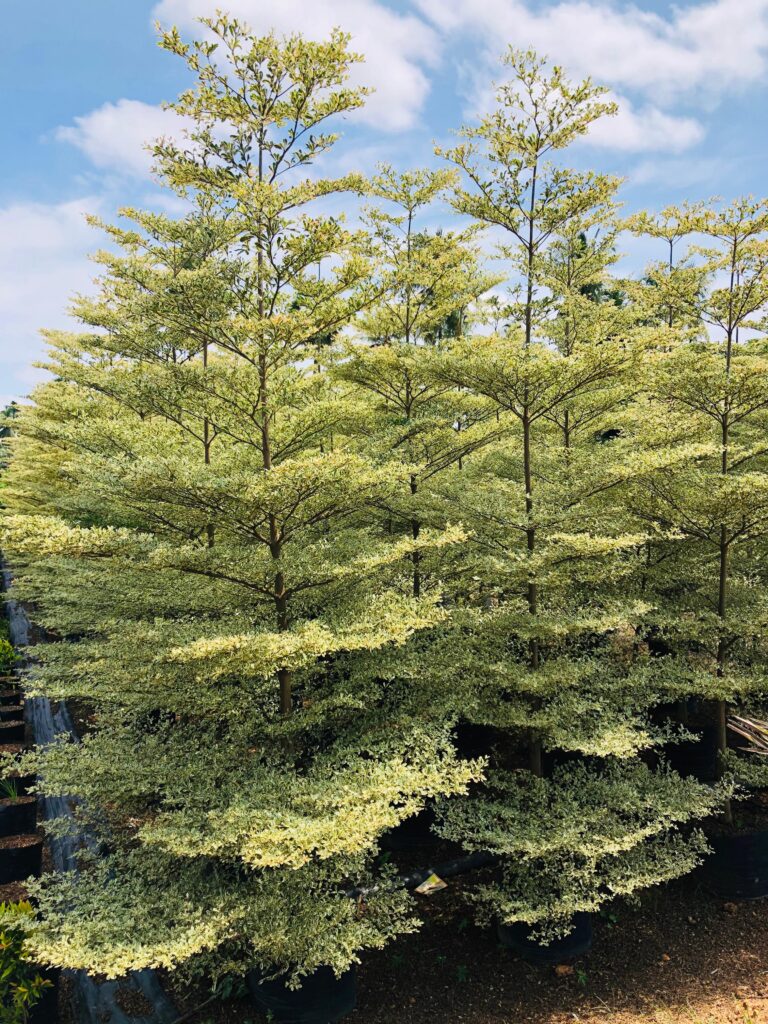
[0,795,35,807]
[166,872,768,1024]
[0,833,40,849]
[0,881,28,902]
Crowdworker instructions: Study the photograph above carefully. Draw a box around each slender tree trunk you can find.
[257,134,293,717]
[661,256,684,723]
[404,384,421,599]
[523,409,541,774]
[524,164,542,776]
[274,556,292,717]
[563,408,570,454]
[410,475,421,598]
[203,340,215,549]
[717,406,733,823]
[524,167,537,352]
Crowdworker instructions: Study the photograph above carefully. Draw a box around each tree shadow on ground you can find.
[349,872,768,1024]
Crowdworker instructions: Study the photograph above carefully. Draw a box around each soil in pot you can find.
[247,965,356,1024]
[0,833,43,884]
[0,721,25,744]
[0,794,36,837]
[497,912,593,964]
[0,703,23,722]
[0,880,29,903]
[0,744,29,760]
[704,799,768,899]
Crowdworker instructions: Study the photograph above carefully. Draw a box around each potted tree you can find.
[0,14,477,1015]
[421,49,720,961]
[630,198,768,900]
[335,164,501,851]
[0,781,36,839]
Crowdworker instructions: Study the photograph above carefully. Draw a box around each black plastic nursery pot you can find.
[705,828,768,900]
[0,703,23,721]
[497,913,593,964]
[0,795,36,838]
[0,720,25,744]
[0,833,43,883]
[0,689,21,706]
[247,965,357,1024]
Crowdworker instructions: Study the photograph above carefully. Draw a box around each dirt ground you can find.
[162,868,768,1024]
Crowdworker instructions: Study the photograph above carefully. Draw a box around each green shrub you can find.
[0,639,16,674]
[0,902,52,1024]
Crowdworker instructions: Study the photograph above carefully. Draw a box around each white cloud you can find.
[630,154,727,189]
[152,0,441,132]
[416,0,768,154]
[587,95,704,153]
[57,99,187,178]
[61,1,758,172]
[0,199,102,405]
[416,0,768,99]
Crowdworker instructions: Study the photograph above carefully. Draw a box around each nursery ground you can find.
[165,869,768,1024]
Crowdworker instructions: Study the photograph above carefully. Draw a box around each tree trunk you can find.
[717,406,733,824]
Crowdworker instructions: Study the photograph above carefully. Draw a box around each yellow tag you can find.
[415,873,448,895]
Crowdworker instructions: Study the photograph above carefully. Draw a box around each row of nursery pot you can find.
[0,674,41,885]
[0,665,56,1024]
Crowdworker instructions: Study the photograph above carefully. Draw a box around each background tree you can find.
[0,403,19,474]
[336,165,500,600]
[629,198,768,823]
[625,204,707,332]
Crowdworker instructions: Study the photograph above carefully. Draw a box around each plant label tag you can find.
[415,872,447,895]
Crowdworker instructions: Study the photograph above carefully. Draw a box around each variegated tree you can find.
[1,16,478,982]
[425,50,720,939]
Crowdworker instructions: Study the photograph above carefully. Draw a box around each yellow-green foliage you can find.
[0,902,52,1024]
[1,15,476,981]
[4,15,768,986]
[0,638,15,673]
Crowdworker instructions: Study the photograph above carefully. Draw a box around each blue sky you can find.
[2,0,768,406]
